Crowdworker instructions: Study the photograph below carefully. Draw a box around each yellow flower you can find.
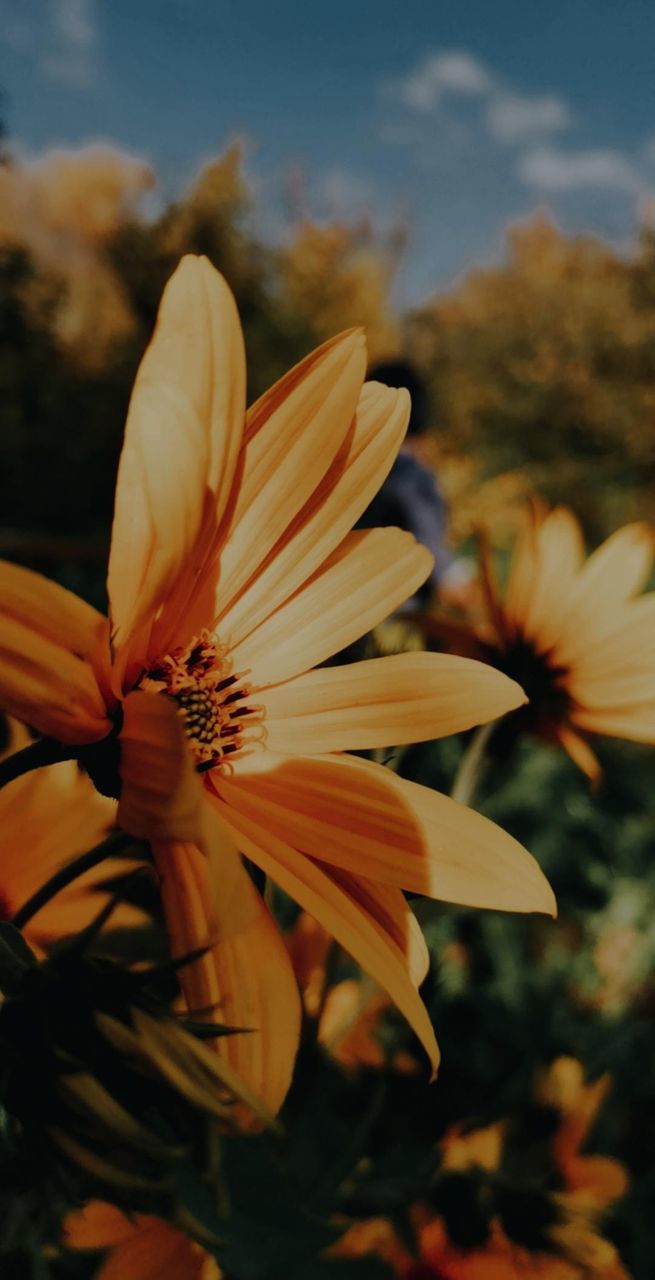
[471,502,654,780]
[64,1202,220,1279]
[0,256,555,1098]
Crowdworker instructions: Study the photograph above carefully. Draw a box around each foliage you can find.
[408,215,655,538]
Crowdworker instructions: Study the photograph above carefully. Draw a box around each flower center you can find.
[140,630,261,772]
[494,635,571,733]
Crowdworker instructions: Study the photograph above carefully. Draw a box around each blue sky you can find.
[3,0,655,305]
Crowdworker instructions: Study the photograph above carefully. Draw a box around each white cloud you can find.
[319,168,372,216]
[487,94,570,143]
[395,50,492,112]
[42,0,98,89]
[518,145,643,194]
[388,47,571,153]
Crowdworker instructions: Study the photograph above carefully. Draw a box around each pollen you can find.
[140,630,262,772]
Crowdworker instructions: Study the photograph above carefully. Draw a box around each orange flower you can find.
[338,1186,630,1280]
[443,503,654,782]
[0,256,555,1102]
[337,1059,631,1280]
[64,1201,219,1279]
[0,718,140,951]
[539,1057,629,1208]
[336,1215,584,1280]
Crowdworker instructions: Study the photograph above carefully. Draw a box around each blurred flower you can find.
[288,913,418,1071]
[64,1201,220,1278]
[336,1214,586,1279]
[441,1120,504,1174]
[335,1057,630,1279]
[408,1216,630,1280]
[0,716,142,952]
[539,1057,628,1207]
[425,502,654,780]
[0,255,555,1101]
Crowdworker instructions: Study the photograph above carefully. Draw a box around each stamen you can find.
[139,629,262,773]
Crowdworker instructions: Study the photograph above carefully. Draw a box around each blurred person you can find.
[357,359,452,604]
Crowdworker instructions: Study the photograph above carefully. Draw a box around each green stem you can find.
[12,830,134,930]
[450,719,498,808]
[0,738,74,790]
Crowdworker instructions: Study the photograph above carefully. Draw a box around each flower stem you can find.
[0,737,74,790]
[450,719,498,808]
[12,830,134,930]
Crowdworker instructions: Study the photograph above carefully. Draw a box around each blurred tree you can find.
[279,218,400,362]
[108,142,315,399]
[408,215,655,537]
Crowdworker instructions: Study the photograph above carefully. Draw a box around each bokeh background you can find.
[1,4,654,1277]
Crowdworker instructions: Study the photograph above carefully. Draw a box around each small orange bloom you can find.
[336,1057,631,1280]
[0,257,555,1102]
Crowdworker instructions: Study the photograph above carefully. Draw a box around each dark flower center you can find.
[484,634,571,739]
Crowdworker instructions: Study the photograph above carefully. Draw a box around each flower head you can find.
[334,1057,630,1280]
[0,257,556,1098]
[429,502,654,782]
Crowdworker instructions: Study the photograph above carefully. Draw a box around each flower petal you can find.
[0,559,110,682]
[118,691,206,843]
[96,1219,209,1280]
[569,664,655,711]
[154,837,301,1115]
[0,747,139,946]
[555,726,602,784]
[503,504,540,636]
[214,329,367,624]
[571,699,655,743]
[261,652,526,754]
[348,874,430,988]
[64,1202,137,1250]
[519,508,585,651]
[108,257,245,674]
[0,752,115,899]
[28,890,145,952]
[231,528,432,687]
[220,380,409,649]
[0,615,110,743]
[215,797,440,1074]
[219,753,556,916]
[568,593,655,679]
[553,522,653,667]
